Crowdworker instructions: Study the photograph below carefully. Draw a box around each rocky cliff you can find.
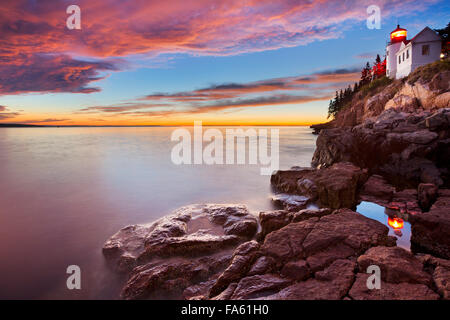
[314,61,450,130]
[311,61,450,189]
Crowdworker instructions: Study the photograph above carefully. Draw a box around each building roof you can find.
[409,26,441,43]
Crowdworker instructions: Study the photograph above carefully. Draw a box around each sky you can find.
[0,0,448,126]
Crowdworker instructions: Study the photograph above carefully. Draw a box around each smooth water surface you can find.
[0,126,316,299]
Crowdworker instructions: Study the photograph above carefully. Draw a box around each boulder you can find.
[247,256,276,276]
[258,208,332,240]
[261,209,392,265]
[348,246,443,300]
[271,194,310,211]
[418,254,450,300]
[121,253,231,300]
[103,204,259,299]
[349,273,439,300]
[359,175,396,205]
[208,241,260,297]
[262,259,356,300]
[418,183,438,211]
[411,190,450,259]
[271,163,368,209]
[134,204,257,262]
[230,274,292,300]
[280,260,310,281]
[357,246,432,285]
[103,224,152,272]
[258,210,291,240]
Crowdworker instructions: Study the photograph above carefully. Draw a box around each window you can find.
[406,49,409,59]
[387,50,389,56]
[403,52,405,61]
[422,45,430,55]
[399,56,401,64]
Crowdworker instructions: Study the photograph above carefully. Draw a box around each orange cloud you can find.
[0,0,438,95]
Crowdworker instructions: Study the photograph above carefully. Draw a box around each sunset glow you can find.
[0,0,448,126]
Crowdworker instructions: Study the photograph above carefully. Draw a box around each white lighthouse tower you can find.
[386,25,407,79]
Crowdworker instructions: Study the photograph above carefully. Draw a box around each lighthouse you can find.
[386,25,442,79]
[386,25,407,79]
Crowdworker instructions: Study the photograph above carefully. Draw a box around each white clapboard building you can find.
[386,25,442,79]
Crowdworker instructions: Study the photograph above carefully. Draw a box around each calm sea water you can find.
[0,126,317,299]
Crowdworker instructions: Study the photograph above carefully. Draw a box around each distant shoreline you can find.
[0,124,314,128]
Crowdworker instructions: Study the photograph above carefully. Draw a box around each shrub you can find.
[359,76,393,97]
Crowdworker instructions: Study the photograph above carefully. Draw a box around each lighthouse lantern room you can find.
[390,25,408,43]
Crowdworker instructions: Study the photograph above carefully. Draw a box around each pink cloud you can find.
[0,0,440,95]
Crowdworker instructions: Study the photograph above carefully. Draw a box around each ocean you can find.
[0,126,317,299]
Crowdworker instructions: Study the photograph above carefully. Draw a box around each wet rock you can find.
[223,219,258,238]
[359,175,396,205]
[433,265,450,300]
[141,231,240,260]
[349,246,444,300]
[418,183,438,211]
[230,274,292,300]
[121,259,211,300]
[131,204,256,262]
[280,260,310,281]
[417,254,450,299]
[103,225,152,272]
[357,246,432,285]
[211,283,238,300]
[270,168,313,193]
[306,243,356,272]
[258,210,291,240]
[271,194,310,211]
[349,273,439,300]
[263,259,356,300]
[411,190,450,259]
[209,241,260,297]
[291,208,333,223]
[247,256,276,276]
[258,208,332,240]
[183,279,216,300]
[261,218,317,262]
[271,163,368,209]
[104,204,260,299]
[311,163,368,209]
[311,128,358,168]
[303,210,392,256]
[261,209,392,266]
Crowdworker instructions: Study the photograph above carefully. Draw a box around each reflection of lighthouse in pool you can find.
[388,216,404,237]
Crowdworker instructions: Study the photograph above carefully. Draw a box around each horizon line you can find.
[0,123,321,128]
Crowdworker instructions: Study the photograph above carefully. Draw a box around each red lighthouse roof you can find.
[390,25,407,43]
